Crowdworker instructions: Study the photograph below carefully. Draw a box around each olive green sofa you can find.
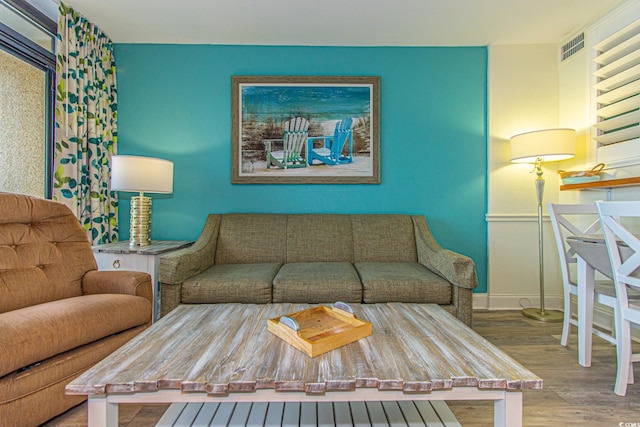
[158,214,478,326]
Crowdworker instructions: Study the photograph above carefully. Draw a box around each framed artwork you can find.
[231,75,380,184]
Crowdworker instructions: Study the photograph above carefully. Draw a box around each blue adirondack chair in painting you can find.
[263,117,309,169]
[307,117,353,166]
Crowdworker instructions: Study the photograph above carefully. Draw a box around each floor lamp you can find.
[510,128,576,322]
[111,155,174,247]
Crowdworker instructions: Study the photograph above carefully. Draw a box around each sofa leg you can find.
[453,287,473,327]
[160,283,182,318]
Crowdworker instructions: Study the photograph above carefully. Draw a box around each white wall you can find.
[556,0,640,330]
[484,0,640,315]
[466,0,640,345]
[485,44,570,310]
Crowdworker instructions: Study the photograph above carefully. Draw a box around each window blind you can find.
[593,18,640,147]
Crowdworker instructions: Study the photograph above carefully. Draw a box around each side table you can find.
[92,240,193,322]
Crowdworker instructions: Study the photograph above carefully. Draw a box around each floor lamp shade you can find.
[509,128,576,322]
[111,155,174,247]
[510,128,576,163]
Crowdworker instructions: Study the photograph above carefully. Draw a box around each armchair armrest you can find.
[263,139,284,152]
[307,136,332,151]
[307,136,331,143]
[411,215,478,290]
[82,270,153,304]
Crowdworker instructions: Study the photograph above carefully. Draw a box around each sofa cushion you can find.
[215,214,287,264]
[181,263,280,304]
[351,215,418,263]
[0,193,97,313]
[286,215,353,263]
[0,294,151,377]
[273,262,362,303]
[355,262,451,304]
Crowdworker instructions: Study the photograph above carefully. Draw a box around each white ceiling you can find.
[61,0,626,46]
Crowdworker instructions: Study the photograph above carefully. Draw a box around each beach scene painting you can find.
[231,76,380,184]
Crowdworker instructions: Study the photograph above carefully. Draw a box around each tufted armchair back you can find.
[0,192,98,313]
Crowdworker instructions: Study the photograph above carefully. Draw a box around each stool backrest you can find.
[595,201,640,301]
[548,203,602,287]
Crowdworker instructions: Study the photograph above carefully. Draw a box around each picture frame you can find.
[231,75,380,184]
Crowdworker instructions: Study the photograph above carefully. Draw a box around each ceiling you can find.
[54,0,626,46]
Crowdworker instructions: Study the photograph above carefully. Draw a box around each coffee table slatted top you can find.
[66,303,542,396]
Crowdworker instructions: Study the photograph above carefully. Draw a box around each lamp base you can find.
[129,195,152,247]
[522,307,563,323]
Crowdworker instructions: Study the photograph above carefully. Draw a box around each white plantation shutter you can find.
[593,19,640,147]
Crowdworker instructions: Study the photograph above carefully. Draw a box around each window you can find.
[0,0,55,197]
[590,1,640,168]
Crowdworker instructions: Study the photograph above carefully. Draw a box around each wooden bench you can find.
[156,401,461,427]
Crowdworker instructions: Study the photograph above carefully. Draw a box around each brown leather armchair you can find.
[0,192,152,426]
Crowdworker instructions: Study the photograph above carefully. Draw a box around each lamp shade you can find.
[510,128,576,163]
[111,155,173,194]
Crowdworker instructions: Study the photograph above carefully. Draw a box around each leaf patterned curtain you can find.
[53,2,118,245]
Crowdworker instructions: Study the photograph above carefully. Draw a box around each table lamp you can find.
[510,128,576,322]
[110,155,174,247]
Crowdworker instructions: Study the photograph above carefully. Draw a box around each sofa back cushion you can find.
[351,215,418,262]
[286,214,353,263]
[215,214,287,264]
[0,192,96,313]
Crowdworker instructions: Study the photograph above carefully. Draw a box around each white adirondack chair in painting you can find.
[263,117,309,169]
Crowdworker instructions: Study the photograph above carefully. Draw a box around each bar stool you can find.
[596,200,640,396]
[548,203,617,367]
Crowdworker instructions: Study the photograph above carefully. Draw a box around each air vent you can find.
[561,32,585,62]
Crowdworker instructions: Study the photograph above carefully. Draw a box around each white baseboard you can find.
[472,293,563,311]
[472,293,489,310]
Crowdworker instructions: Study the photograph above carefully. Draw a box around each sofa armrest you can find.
[411,215,478,290]
[158,214,221,316]
[82,270,153,304]
[159,214,221,284]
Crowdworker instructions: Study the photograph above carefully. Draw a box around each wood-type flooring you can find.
[43,310,640,427]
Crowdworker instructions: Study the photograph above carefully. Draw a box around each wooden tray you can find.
[267,303,372,357]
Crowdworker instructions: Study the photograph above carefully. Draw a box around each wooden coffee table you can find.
[66,303,542,427]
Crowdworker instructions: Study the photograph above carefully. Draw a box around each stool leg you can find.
[614,317,632,396]
[560,287,572,346]
[577,258,595,367]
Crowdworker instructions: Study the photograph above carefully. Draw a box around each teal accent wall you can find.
[114,45,488,293]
